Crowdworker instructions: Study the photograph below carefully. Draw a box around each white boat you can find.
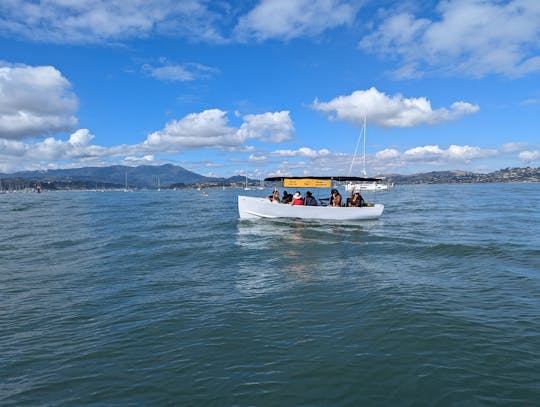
[243,174,251,190]
[344,178,392,191]
[123,170,130,192]
[345,116,393,192]
[238,176,384,221]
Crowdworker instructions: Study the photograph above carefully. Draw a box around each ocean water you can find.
[1,184,539,406]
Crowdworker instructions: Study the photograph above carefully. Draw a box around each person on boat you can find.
[304,191,317,206]
[282,191,293,204]
[268,187,280,202]
[330,189,342,207]
[290,191,304,205]
[347,192,364,207]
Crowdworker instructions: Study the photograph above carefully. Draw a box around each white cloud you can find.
[312,87,479,127]
[142,60,218,82]
[272,147,330,158]
[144,109,242,149]
[122,155,155,165]
[0,64,78,140]
[500,142,528,153]
[144,109,294,150]
[519,150,539,162]
[248,154,267,162]
[375,148,400,160]
[234,0,358,41]
[239,111,294,142]
[0,0,226,44]
[402,144,496,163]
[359,0,540,78]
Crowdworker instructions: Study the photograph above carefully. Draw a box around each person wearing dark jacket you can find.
[304,191,318,206]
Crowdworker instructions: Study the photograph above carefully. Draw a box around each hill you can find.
[0,164,252,190]
[383,167,539,184]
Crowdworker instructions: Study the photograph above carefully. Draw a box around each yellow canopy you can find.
[283,178,332,188]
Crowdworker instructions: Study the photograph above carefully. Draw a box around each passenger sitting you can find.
[330,189,342,207]
[347,192,364,207]
[304,191,317,206]
[290,191,304,206]
[281,191,292,203]
[271,188,280,202]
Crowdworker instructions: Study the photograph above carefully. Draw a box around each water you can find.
[1,184,539,406]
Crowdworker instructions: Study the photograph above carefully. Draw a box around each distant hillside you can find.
[383,167,539,184]
[1,165,538,191]
[0,164,252,190]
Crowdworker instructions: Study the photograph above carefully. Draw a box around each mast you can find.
[362,115,367,176]
[348,114,367,176]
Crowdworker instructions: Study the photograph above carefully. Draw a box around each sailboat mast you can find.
[362,115,367,176]
[348,114,366,176]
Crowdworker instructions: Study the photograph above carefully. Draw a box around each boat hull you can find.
[238,196,384,220]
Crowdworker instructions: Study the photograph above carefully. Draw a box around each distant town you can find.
[0,165,538,192]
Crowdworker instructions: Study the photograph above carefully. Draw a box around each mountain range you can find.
[0,164,248,189]
[0,165,538,190]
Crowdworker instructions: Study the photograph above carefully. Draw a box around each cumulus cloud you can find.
[144,109,294,150]
[144,109,242,149]
[359,0,540,78]
[0,64,78,140]
[312,87,479,127]
[0,0,226,44]
[403,144,497,163]
[0,128,108,172]
[519,150,539,162]
[239,111,295,142]
[234,0,358,41]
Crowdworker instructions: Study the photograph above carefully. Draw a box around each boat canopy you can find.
[264,176,382,188]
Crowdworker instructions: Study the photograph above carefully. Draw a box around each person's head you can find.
[306,191,312,197]
[293,191,301,199]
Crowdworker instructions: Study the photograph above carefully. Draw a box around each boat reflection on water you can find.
[234,218,379,296]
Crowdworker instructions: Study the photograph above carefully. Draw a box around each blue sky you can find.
[0,0,539,178]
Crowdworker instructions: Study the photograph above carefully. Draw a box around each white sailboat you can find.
[243,174,251,190]
[123,170,130,192]
[344,116,392,192]
[157,175,161,191]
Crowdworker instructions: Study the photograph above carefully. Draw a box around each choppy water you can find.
[1,184,539,406]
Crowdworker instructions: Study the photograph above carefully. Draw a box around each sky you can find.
[0,0,539,178]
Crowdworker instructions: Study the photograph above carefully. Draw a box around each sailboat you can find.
[157,175,161,191]
[123,170,130,192]
[243,174,251,190]
[344,116,392,192]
